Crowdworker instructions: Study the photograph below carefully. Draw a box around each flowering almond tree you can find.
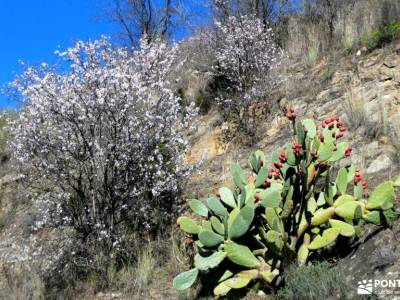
[10,37,197,255]
[213,14,282,133]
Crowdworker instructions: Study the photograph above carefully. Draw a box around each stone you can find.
[366,154,392,174]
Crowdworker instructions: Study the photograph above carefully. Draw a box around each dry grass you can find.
[0,262,46,300]
[390,122,400,164]
[343,83,367,129]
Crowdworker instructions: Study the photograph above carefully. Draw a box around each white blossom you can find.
[9,37,197,250]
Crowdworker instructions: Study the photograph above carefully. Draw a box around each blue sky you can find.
[0,1,298,109]
[0,0,119,108]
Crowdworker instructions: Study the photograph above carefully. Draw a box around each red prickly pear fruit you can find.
[255,194,261,202]
[336,133,344,139]
[362,180,367,189]
[339,126,346,132]
[215,192,220,198]
[354,176,361,184]
[279,154,287,163]
[286,112,296,121]
[345,147,352,157]
[310,150,318,158]
[263,181,271,188]
[274,162,283,168]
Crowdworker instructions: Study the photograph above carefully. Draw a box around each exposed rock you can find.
[367,154,393,174]
[336,221,400,299]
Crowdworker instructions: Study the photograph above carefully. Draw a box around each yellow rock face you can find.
[186,128,227,165]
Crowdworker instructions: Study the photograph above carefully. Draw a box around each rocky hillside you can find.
[184,42,400,298]
[0,42,400,299]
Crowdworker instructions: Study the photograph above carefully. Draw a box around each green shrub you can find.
[304,43,319,68]
[173,109,399,297]
[277,262,350,300]
[361,22,400,50]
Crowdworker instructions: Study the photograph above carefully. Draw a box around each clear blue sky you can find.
[0,0,118,109]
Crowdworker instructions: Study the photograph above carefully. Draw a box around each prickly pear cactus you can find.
[173,109,400,298]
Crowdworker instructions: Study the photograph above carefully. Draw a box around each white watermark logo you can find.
[357,277,400,296]
[357,279,373,295]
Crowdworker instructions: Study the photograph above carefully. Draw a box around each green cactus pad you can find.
[173,268,199,291]
[346,165,356,183]
[317,192,326,206]
[307,197,318,214]
[366,181,394,210]
[261,269,280,283]
[207,197,228,216]
[329,219,355,237]
[199,230,224,247]
[219,187,237,208]
[298,233,310,265]
[285,144,297,166]
[177,216,201,234]
[224,276,252,289]
[363,210,381,225]
[260,189,281,208]
[282,199,293,219]
[383,209,396,224]
[311,227,320,234]
[308,228,339,250]
[318,141,334,162]
[214,282,231,297]
[249,150,266,173]
[296,121,306,144]
[297,213,309,237]
[194,251,227,270]
[336,168,348,195]
[311,207,335,226]
[322,127,334,143]
[217,270,234,283]
[333,194,355,207]
[210,216,225,235]
[354,182,363,200]
[202,220,213,231]
[189,199,209,217]
[225,241,261,268]
[329,142,348,162]
[229,206,255,239]
[394,176,400,187]
[302,119,316,138]
[255,166,269,187]
[236,269,259,280]
[231,163,247,190]
[265,207,278,227]
[266,230,284,254]
[335,201,361,219]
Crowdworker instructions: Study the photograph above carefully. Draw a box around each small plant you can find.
[343,84,367,129]
[361,22,400,51]
[304,41,320,68]
[173,109,399,297]
[343,26,356,53]
[277,262,350,300]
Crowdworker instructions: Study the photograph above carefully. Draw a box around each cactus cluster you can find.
[173,110,399,297]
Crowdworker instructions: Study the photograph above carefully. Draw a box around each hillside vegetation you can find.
[1,1,400,299]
